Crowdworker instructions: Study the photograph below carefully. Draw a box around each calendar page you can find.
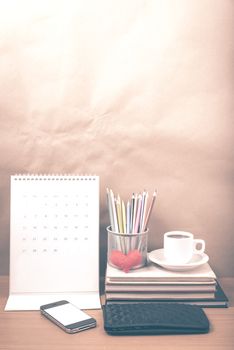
[5,175,101,310]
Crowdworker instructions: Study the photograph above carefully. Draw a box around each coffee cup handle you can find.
[193,239,205,254]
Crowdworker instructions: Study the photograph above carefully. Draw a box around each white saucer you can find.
[148,249,209,271]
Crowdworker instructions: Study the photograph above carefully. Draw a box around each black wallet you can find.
[103,302,210,335]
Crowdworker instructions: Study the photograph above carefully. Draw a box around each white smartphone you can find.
[40,300,96,334]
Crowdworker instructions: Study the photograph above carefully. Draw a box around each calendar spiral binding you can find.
[12,174,98,181]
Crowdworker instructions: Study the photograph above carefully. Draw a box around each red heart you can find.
[110,249,142,272]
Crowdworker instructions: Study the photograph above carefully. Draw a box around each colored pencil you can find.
[143,190,157,231]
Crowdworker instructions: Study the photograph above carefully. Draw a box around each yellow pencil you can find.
[121,200,126,233]
[116,196,123,233]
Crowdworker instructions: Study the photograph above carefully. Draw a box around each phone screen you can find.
[45,303,92,327]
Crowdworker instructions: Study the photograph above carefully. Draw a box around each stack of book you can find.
[105,263,228,307]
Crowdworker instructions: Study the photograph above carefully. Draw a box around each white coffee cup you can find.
[164,231,205,265]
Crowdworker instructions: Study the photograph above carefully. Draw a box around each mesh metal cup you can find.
[107,226,148,272]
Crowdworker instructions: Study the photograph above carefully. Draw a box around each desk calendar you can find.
[5,175,101,310]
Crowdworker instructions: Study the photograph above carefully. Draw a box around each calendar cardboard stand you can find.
[5,175,101,311]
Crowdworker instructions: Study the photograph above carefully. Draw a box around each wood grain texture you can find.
[0,276,234,350]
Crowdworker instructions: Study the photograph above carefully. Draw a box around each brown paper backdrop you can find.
[0,1,233,278]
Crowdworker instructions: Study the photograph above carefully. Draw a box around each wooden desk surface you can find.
[0,276,234,350]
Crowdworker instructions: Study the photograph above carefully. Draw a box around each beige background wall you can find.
[0,0,233,278]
